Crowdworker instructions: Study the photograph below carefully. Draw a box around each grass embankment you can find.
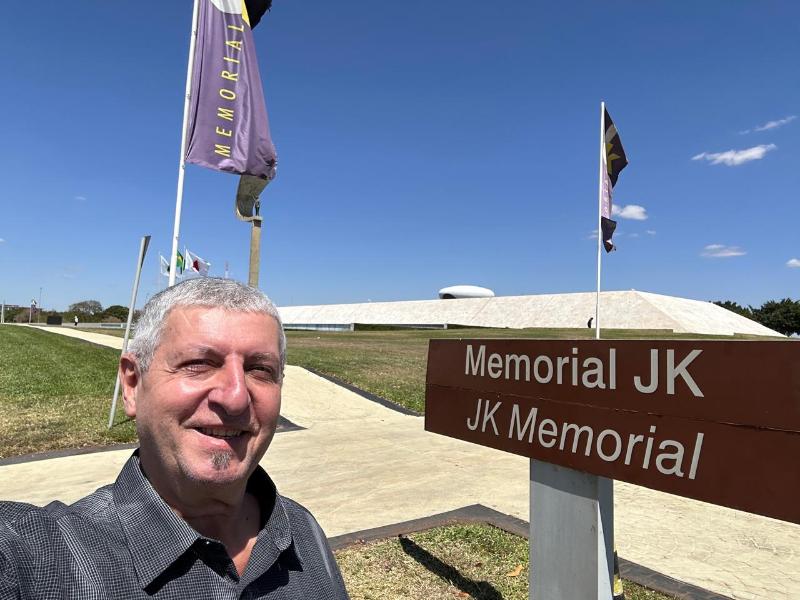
[286,327,742,414]
[1,326,764,454]
[0,326,135,458]
[335,523,674,599]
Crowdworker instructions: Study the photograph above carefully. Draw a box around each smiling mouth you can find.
[195,428,245,440]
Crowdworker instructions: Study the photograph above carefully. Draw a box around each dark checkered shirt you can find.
[0,452,349,599]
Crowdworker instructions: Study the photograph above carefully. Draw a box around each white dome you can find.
[438,285,495,299]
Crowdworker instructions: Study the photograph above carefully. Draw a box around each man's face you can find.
[123,306,282,489]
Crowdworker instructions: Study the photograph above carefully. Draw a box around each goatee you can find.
[211,451,232,471]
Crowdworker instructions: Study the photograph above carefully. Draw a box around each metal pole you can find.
[595,101,605,340]
[248,216,263,287]
[168,0,200,287]
[531,461,614,599]
[108,235,151,429]
[1,301,4,324]
[38,287,42,323]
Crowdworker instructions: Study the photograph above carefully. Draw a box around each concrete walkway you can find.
[3,325,798,599]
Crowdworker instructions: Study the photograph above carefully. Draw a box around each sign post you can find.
[531,461,614,599]
[425,339,800,599]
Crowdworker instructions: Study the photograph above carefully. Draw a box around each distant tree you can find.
[713,300,754,319]
[68,300,103,316]
[752,298,800,336]
[102,305,129,321]
[12,308,32,323]
[2,306,24,322]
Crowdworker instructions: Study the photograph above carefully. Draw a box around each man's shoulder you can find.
[0,501,63,532]
[0,484,115,534]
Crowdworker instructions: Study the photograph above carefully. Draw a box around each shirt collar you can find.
[239,466,303,588]
[112,451,300,590]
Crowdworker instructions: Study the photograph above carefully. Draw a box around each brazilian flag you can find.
[176,251,185,275]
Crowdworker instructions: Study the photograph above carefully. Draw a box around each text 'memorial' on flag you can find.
[185,0,277,191]
[601,107,628,253]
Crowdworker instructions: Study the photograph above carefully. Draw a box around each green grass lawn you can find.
[0,324,768,455]
[335,523,675,599]
[285,327,756,414]
[0,325,135,458]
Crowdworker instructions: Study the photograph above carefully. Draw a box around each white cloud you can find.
[646,230,656,236]
[0,238,5,243]
[701,244,746,258]
[587,230,598,240]
[756,116,796,131]
[740,115,797,134]
[787,258,800,268]
[74,195,87,202]
[628,233,640,238]
[692,144,776,166]
[612,204,648,220]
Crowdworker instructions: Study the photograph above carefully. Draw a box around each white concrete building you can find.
[278,290,782,337]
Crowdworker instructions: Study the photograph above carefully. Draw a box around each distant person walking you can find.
[73,315,79,327]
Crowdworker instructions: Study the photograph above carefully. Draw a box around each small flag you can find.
[159,254,170,276]
[185,0,277,183]
[601,107,628,253]
[185,249,211,276]
[176,250,186,274]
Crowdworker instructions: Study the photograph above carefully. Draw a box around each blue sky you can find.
[0,1,798,310]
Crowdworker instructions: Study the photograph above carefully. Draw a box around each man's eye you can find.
[182,360,213,372]
[248,364,276,379]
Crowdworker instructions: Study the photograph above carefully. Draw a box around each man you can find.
[0,278,349,599]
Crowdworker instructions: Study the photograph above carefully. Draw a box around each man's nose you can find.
[208,361,250,415]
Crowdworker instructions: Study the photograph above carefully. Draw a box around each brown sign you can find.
[425,339,800,524]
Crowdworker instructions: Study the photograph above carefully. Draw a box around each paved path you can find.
[3,325,798,599]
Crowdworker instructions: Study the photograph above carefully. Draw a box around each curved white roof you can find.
[438,285,495,299]
[279,290,783,337]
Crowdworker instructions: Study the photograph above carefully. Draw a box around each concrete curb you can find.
[0,417,303,467]
[329,504,734,600]
[0,443,139,467]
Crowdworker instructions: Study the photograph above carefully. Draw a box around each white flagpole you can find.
[594,101,605,340]
[108,235,151,428]
[168,0,201,287]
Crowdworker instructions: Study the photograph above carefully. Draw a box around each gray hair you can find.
[128,277,286,378]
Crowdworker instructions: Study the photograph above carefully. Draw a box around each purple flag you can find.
[185,0,277,181]
[600,108,627,253]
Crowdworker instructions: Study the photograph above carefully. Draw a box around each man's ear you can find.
[120,353,141,418]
